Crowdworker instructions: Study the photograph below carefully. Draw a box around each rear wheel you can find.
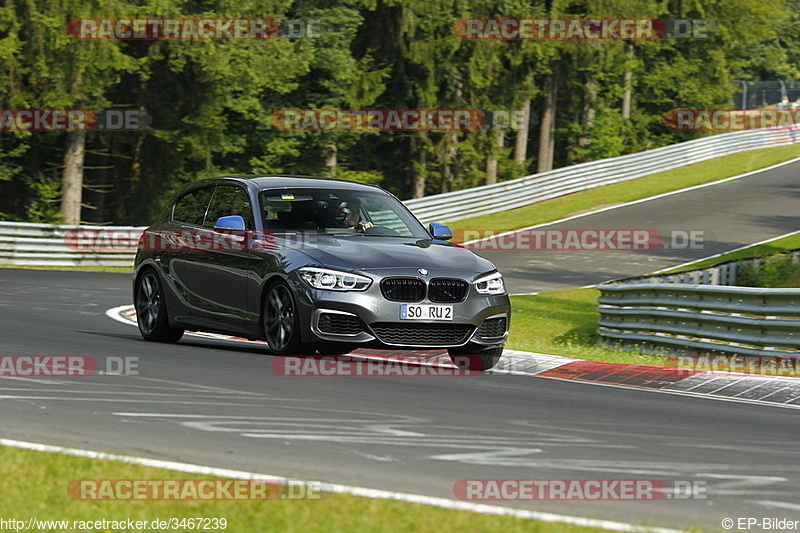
[134,269,184,343]
[447,345,503,371]
[263,281,302,355]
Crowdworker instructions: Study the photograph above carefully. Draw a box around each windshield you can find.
[258,188,429,239]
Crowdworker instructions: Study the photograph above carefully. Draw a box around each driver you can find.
[335,199,374,231]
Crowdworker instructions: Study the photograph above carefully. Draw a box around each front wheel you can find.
[447,345,503,371]
[134,269,184,343]
[262,281,302,355]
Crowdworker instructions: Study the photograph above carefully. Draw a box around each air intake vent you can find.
[318,313,364,336]
[477,317,507,339]
[370,323,474,346]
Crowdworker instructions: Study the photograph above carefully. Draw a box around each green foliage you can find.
[735,254,800,288]
[0,145,26,181]
[23,172,62,223]
[0,0,797,224]
[332,167,384,185]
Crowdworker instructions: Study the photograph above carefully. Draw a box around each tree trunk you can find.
[130,131,145,183]
[622,43,634,119]
[514,98,531,166]
[131,78,148,184]
[324,140,338,178]
[90,146,109,223]
[440,131,458,193]
[60,130,86,224]
[485,130,504,184]
[537,62,559,173]
[441,163,451,193]
[579,80,597,147]
[410,135,426,198]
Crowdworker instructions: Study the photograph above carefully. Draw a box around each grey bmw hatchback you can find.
[133,176,510,370]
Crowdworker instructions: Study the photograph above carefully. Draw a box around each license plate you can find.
[400,304,453,320]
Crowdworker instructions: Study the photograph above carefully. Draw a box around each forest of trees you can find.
[0,0,798,226]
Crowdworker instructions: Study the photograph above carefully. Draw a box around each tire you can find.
[262,280,302,355]
[134,269,184,343]
[447,345,503,371]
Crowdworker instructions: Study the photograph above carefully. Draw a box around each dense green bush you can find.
[736,254,800,288]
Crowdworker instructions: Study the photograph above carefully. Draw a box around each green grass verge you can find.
[506,230,800,365]
[0,445,616,533]
[657,231,800,273]
[448,144,800,238]
[507,289,667,366]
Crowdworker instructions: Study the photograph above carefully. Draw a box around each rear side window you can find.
[204,185,253,229]
[172,187,214,226]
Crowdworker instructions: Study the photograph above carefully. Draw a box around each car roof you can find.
[182,175,388,194]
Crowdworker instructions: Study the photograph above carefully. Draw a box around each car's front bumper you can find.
[290,269,511,349]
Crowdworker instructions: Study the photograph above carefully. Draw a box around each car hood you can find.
[272,235,496,274]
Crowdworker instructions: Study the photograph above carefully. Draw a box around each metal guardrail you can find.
[597,252,800,357]
[2,127,798,266]
[406,127,799,224]
[0,222,142,267]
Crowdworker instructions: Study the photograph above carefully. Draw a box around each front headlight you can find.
[474,271,505,295]
[299,267,372,291]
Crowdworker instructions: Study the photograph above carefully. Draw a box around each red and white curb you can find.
[108,305,800,409]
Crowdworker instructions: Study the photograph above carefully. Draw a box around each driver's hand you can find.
[357,221,374,232]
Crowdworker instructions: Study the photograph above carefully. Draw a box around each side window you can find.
[172,187,214,226]
[204,185,252,229]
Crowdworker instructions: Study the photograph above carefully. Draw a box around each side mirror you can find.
[214,215,246,230]
[429,222,453,240]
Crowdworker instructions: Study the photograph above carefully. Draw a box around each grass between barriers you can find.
[657,231,800,273]
[0,445,623,533]
[507,288,667,366]
[448,144,800,238]
[507,231,800,365]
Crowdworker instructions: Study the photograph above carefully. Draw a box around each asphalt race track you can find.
[479,159,800,293]
[2,160,800,530]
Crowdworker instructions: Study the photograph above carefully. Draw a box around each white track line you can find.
[30,158,800,533]
[0,438,680,533]
[463,157,800,245]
